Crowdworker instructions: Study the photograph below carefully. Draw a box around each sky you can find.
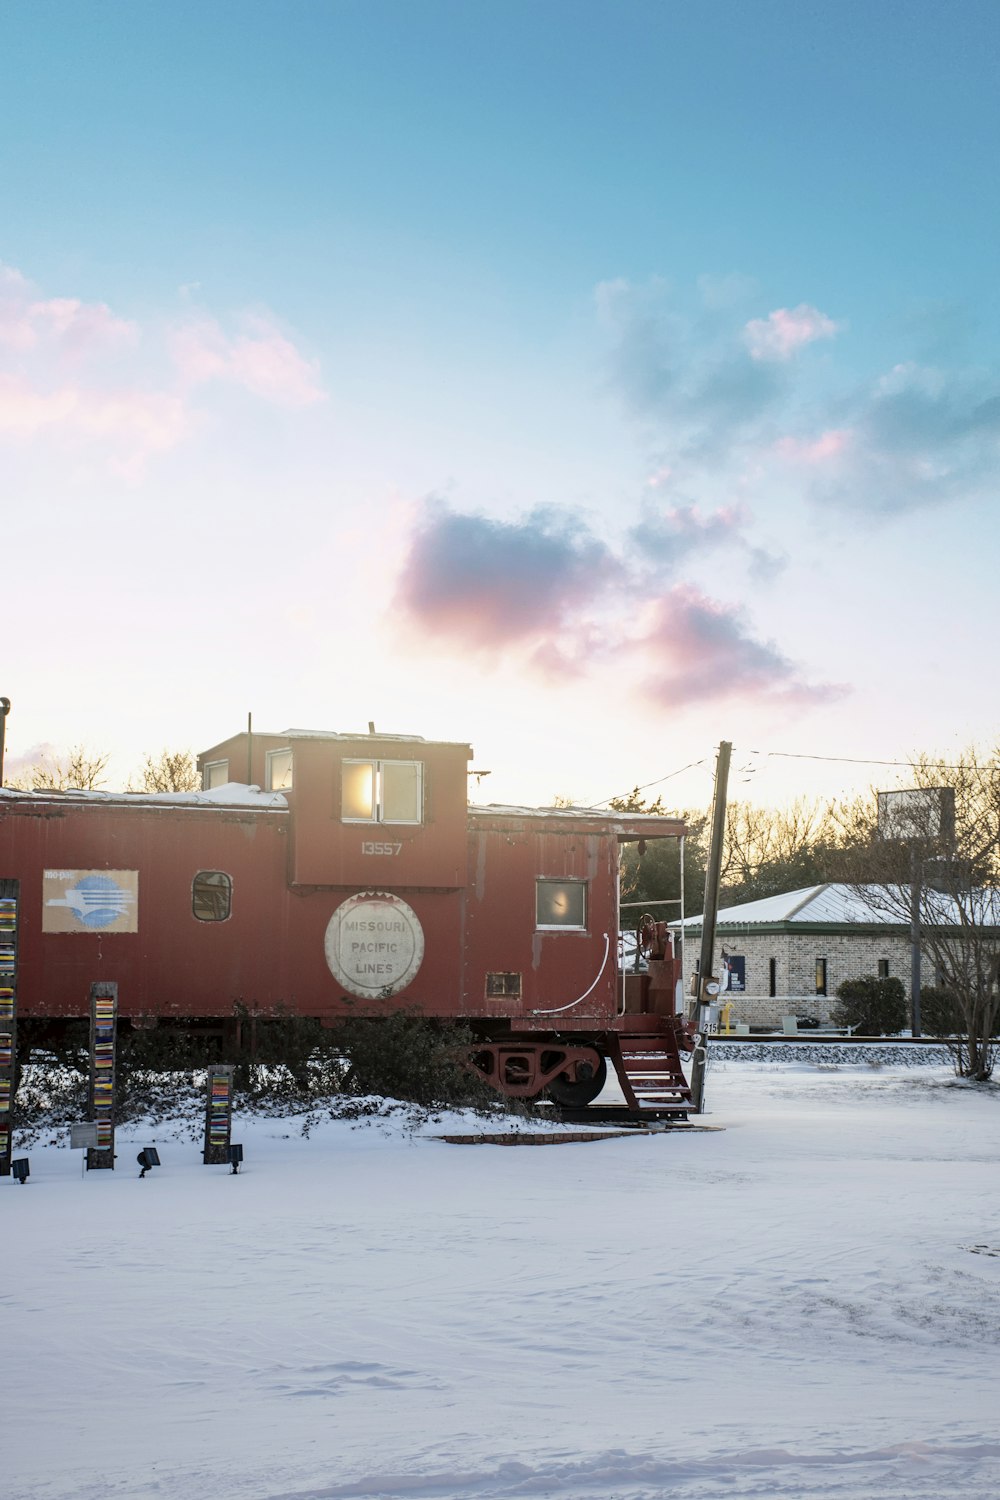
[1,0,998,812]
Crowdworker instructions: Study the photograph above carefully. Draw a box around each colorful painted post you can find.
[203,1064,235,1164]
[87,982,118,1170]
[0,881,18,1177]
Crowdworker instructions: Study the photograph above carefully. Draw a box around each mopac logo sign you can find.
[324,892,424,999]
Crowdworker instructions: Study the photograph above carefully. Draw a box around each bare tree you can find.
[9,746,110,791]
[837,748,1000,1081]
[129,749,200,793]
[719,797,843,903]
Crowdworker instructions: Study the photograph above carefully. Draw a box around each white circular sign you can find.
[324,892,424,999]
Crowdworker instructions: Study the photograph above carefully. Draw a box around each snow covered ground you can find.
[7,1053,1000,1500]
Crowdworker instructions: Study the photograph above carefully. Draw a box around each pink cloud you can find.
[0,261,325,474]
[644,463,673,489]
[394,502,617,653]
[169,313,324,406]
[774,428,852,465]
[0,266,137,355]
[745,304,839,362]
[0,373,188,462]
[631,586,843,707]
[392,501,831,710]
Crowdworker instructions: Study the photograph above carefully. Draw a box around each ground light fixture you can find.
[137,1147,161,1178]
[228,1143,243,1174]
[11,1157,29,1184]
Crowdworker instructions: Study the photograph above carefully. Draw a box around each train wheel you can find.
[547,1054,608,1107]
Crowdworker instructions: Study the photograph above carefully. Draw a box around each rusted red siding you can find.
[0,729,681,1034]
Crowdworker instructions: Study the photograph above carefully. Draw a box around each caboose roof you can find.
[469,803,685,839]
[281,727,472,750]
[201,727,473,751]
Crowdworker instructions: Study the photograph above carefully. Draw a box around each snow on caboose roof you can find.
[0,783,288,811]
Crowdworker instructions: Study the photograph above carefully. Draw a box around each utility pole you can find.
[689,740,731,1113]
[909,847,923,1037]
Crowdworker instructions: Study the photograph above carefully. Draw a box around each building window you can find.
[192,871,232,922]
[769,957,777,998]
[342,759,423,824]
[536,879,587,931]
[203,760,229,790]
[266,749,293,791]
[486,972,522,999]
[878,959,890,979]
[815,957,828,996]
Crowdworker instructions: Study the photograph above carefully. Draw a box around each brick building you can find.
[674,884,918,1027]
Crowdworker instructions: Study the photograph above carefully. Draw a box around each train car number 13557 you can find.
[361,841,403,856]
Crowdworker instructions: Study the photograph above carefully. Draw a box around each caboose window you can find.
[266,749,293,791]
[203,759,229,790]
[342,759,423,824]
[192,871,232,922]
[536,879,587,930]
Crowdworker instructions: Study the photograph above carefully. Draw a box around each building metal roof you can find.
[675,882,1000,932]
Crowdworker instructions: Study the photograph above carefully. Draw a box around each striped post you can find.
[0,882,18,1177]
[87,983,118,1170]
[203,1064,235,1164]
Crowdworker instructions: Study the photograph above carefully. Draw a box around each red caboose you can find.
[0,725,693,1112]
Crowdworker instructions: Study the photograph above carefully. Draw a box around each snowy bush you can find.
[831,976,908,1035]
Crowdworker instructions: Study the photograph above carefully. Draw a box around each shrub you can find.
[332,1010,513,1112]
[918,985,964,1037]
[830,976,908,1035]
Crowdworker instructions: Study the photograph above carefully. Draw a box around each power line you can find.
[756,750,996,773]
[594,744,997,812]
[593,757,709,809]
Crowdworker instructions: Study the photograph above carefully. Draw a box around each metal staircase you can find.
[606,1016,693,1115]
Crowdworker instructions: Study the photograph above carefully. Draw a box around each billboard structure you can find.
[877,787,956,844]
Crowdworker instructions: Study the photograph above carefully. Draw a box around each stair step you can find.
[626,1068,689,1080]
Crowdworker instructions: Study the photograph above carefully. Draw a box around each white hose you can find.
[530,933,611,1015]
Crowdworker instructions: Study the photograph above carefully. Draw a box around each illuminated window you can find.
[815,957,828,996]
[342,759,423,824]
[536,879,587,931]
[192,871,232,922]
[266,749,293,791]
[203,760,229,790]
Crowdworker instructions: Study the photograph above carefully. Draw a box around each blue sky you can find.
[2,1,998,809]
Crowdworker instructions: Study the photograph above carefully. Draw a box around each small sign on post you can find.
[87,983,118,1170]
[203,1065,235,1165]
[70,1122,100,1151]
